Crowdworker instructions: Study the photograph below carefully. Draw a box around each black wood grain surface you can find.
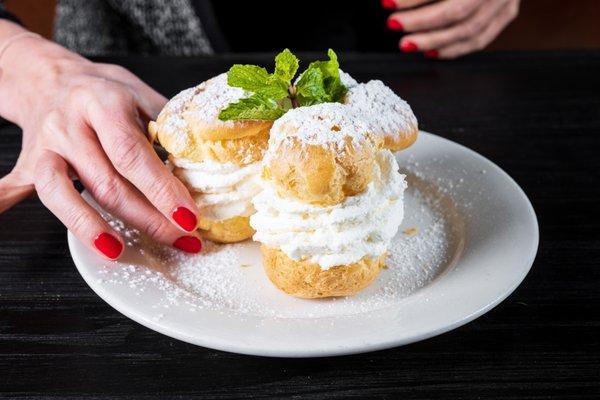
[1,52,599,399]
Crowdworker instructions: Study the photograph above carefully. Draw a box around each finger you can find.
[34,150,124,260]
[95,63,167,119]
[60,122,202,253]
[436,0,518,59]
[82,85,200,234]
[399,0,509,52]
[388,0,482,32]
[382,0,435,10]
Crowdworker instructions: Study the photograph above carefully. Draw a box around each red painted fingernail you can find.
[381,0,396,10]
[400,41,418,53]
[424,49,439,59]
[173,236,203,254]
[387,18,404,31]
[94,233,123,259]
[172,206,197,232]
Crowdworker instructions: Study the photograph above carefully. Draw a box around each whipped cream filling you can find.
[250,150,406,269]
[172,158,261,221]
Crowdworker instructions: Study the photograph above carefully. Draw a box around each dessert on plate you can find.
[251,103,408,298]
[148,74,271,243]
[150,49,418,298]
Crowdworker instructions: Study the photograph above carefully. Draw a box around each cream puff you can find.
[149,73,271,243]
[344,80,419,151]
[250,103,407,298]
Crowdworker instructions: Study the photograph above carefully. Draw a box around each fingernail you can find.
[94,233,123,260]
[400,41,418,53]
[173,236,203,254]
[424,49,439,59]
[387,18,403,31]
[172,206,197,232]
[381,0,396,10]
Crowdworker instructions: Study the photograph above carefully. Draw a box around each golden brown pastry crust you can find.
[149,119,271,164]
[384,122,419,152]
[165,130,269,166]
[148,74,273,164]
[261,246,385,298]
[198,215,255,243]
[265,104,380,206]
[264,137,376,206]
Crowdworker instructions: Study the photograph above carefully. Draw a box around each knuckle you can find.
[111,134,145,172]
[65,207,90,235]
[34,156,61,196]
[461,22,478,38]
[83,79,131,108]
[149,176,177,207]
[40,110,65,136]
[446,2,470,22]
[474,35,487,50]
[440,7,456,24]
[470,18,485,35]
[66,83,92,106]
[142,215,171,240]
[89,173,123,210]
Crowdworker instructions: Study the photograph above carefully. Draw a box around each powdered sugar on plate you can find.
[93,166,464,319]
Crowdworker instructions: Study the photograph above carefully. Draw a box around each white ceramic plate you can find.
[69,131,538,357]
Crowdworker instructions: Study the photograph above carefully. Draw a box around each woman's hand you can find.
[383,0,519,59]
[0,23,202,259]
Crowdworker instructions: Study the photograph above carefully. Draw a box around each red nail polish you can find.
[424,49,439,59]
[172,206,197,232]
[173,236,203,254]
[400,41,418,53]
[381,0,396,10]
[387,18,404,31]
[94,233,123,259]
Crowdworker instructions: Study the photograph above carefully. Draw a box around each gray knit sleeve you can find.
[54,0,213,56]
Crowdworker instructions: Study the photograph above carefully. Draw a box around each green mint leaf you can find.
[296,67,327,106]
[274,48,299,83]
[220,49,347,121]
[295,49,347,106]
[227,65,270,91]
[227,64,288,100]
[218,94,285,121]
[314,49,347,102]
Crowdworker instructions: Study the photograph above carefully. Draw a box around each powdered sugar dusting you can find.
[345,80,418,140]
[158,73,248,144]
[269,103,371,152]
[339,69,358,88]
[93,170,463,319]
[187,73,247,128]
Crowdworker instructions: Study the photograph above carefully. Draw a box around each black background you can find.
[1,52,599,398]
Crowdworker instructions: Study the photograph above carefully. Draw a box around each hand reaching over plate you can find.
[0,24,203,259]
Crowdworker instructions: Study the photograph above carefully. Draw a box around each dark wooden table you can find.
[1,52,599,399]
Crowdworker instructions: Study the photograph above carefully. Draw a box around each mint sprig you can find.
[218,49,347,121]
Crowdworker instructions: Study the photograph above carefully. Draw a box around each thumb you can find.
[0,170,35,213]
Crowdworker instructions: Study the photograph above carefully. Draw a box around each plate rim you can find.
[69,130,539,357]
